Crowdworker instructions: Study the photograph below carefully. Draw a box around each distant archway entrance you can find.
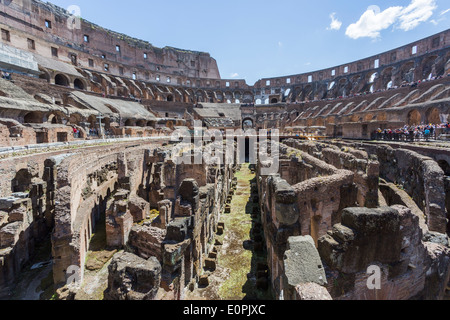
[242,118,254,130]
[426,107,441,124]
[74,79,85,90]
[55,74,70,87]
[407,109,421,126]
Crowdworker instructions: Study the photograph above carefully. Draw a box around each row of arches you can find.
[279,54,449,103]
[40,70,87,91]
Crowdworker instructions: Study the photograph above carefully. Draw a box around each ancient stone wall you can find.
[256,142,359,298]
[318,206,450,300]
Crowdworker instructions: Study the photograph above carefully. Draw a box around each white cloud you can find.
[327,12,342,30]
[398,0,437,31]
[346,0,437,39]
[346,5,402,39]
[440,8,450,15]
[230,73,239,78]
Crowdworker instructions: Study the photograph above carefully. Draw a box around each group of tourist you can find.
[372,123,450,142]
[88,128,99,137]
[1,71,11,81]
[72,127,80,138]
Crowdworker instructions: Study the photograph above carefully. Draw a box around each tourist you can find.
[424,127,431,141]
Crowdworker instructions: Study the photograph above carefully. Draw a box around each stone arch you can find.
[136,119,146,127]
[68,113,82,125]
[55,74,70,87]
[124,119,135,127]
[421,55,438,80]
[225,91,233,101]
[74,78,85,90]
[215,91,224,103]
[399,61,415,83]
[167,95,174,102]
[425,107,441,124]
[88,115,98,128]
[24,111,44,124]
[301,85,313,101]
[314,118,325,127]
[11,169,33,193]
[39,69,51,83]
[367,72,379,92]
[206,91,215,103]
[437,160,450,176]
[195,90,205,103]
[337,78,352,97]
[243,91,253,103]
[47,113,62,124]
[270,98,279,104]
[364,113,374,122]
[407,109,422,126]
[378,112,387,122]
[242,117,254,130]
[381,67,394,89]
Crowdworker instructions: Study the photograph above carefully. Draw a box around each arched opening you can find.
[55,74,70,87]
[437,160,450,176]
[386,81,393,90]
[11,169,33,193]
[408,109,422,126]
[136,120,146,127]
[47,113,61,124]
[400,62,415,83]
[255,99,262,105]
[124,119,135,127]
[39,70,50,83]
[242,118,254,130]
[426,107,441,124]
[270,98,278,104]
[74,78,85,90]
[167,95,174,102]
[68,114,81,125]
[421,55,438,80]
[24,111,43,124]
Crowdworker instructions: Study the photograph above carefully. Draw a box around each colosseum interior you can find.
[0,0,449,303]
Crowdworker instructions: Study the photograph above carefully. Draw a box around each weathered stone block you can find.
[204,258,216,271]
[166,218,190,242]
[128,195,150,222]
[104,252,161,300]
[294,283,333,300]
[284,236,327,289]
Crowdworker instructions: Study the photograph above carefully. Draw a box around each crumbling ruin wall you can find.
[283,139,379,208]
[0,152,57,296]
[318,206,450,300]
[116,148,235,300]
[51,142,160,285]
[335,142,448,234]
[257,142,358,298]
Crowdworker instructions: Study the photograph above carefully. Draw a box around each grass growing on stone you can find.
[217,165,257,300]
[85,218,117,271]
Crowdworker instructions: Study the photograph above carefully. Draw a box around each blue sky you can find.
[50,0,450,85]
